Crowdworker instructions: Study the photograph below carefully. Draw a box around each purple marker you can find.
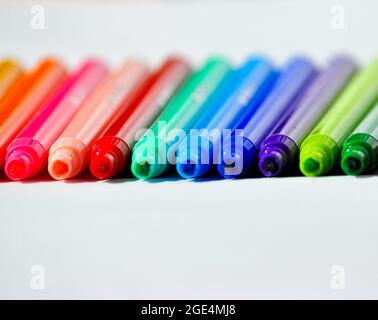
[217,57,316,178]
[258,56,357,177]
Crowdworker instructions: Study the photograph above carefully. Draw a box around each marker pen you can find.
[0,73,31,125]
[341,103,378,175]
[4,60,108,180]
[48,59,149,180]
[131,57,231,180]
[217,57,316,179]
[90,57,190,179]
[258,56,357,177]
[0,58,67,169]
[0,59,23,101]
[176,57,277,179]
[300,59,378,176]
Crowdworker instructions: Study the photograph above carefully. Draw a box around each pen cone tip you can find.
[48,149,80,180]
[90,152,117,180]
[5,154,34,181]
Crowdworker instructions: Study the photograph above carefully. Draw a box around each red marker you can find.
[90,57,190,179]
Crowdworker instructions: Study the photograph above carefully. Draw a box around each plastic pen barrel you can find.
[258,56,357,177]
[0,58,67,169]
[217,57,316,179]
[0,59,24,101]
[300,59,378,176]
[341,104,378,175]
[131,57,231,180]
[90,57,190,180]
[48,59,149,180]
[176,57,277,179]
[4,60,108,180]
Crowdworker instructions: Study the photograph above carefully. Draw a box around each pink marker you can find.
[4,59,108,180]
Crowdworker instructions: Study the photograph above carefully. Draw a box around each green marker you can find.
[341,103,378,175]
[131,57,231,179]
[300,59,378,176]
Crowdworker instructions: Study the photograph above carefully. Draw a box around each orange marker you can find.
[0,59,24,102]
[48,59,149,180]
[0,58,67,168]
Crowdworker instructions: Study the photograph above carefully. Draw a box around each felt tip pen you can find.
[341,103,378,175]
[176,57,277,179]
[4,59,108,180]
[0,58,67,169]
[48,59,149,180]
[0,71,30,125]
[258,56,357,177]
[300,59,378,176]
[217,57,316,179]
[0,59,24,101]
[90,57,190,180]
[131,57,231,180]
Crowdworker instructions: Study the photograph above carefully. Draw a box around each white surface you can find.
[0,0,378,299]
[0,175,377,299]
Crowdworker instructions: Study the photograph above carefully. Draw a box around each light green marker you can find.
[300,59,378,176]
[341,103,378,175]
[131,57,231,179]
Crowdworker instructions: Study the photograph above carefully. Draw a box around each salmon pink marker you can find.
[4,60,108,180]
[48,59,150,180]
[0,58,67,169]
[90,57,190,179]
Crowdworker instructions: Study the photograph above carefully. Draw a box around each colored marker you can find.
[0,73,30,125]
[300,59,378,176]
[217,57,316,179]
[259,56,357,177]
[131,57,231,180]
[4,60,108,180]
[341,103,378,175]
[48,59,149,180]
[0,58,67,169]
[176,57,277,179]
[90,57,190,180]
[0,59,24,101]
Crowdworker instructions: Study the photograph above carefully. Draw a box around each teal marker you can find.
[131,57,231,179]
[341,103,378,175]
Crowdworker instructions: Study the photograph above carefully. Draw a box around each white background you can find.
[0,0,377,299]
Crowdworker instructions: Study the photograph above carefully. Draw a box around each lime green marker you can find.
[300,59,378,176]
[131,57,231,179]
[341,103,378,175]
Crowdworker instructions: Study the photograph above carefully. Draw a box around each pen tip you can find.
[52,160,69,177]
[90,153,117,180]
[132,161,151,179]
[303,158,320,174]
[5,154,34,181]
[261,157,279,176]
[344,157,362,175]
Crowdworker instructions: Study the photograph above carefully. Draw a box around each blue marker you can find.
[217,57,316,179]
[176,57,277,178]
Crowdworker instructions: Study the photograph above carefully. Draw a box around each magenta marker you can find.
[258,56,357,177]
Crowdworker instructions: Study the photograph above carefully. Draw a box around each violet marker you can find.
[217,57,316,179]
[258,56,357,177]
